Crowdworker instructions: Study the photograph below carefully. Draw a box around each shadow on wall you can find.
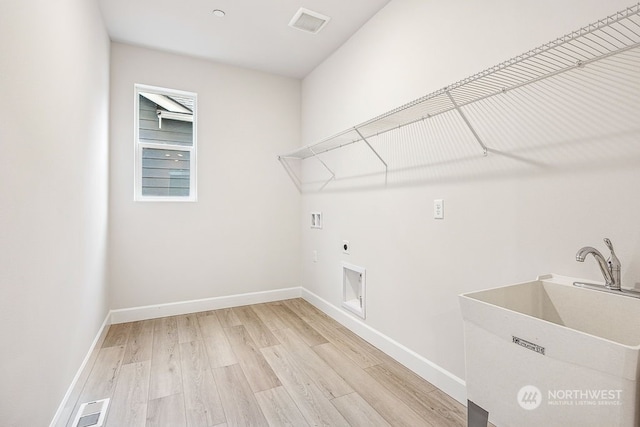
[288,48,640,193]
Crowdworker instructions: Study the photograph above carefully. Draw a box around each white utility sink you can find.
[460,274,640,427]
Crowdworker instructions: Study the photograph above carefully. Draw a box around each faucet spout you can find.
[576,246,614,287]
[576,238,621,290]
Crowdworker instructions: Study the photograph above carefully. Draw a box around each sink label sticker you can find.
[512,336,545,355]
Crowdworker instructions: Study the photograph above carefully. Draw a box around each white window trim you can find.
[134,84,197,202]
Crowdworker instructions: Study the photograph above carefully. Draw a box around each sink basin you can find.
[460,274,640,427]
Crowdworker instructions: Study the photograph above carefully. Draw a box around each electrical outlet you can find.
[434,199,444,219]
[342,240,350,254]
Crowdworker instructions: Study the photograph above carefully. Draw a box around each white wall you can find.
[300,0,640,394]
[0,0,110,425]
[109,44,301,309]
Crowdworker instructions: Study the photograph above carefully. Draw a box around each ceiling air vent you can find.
[289,8,330,34]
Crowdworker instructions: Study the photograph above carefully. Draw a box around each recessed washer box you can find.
[342,262,365,319]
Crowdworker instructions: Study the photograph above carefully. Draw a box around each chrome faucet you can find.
[576,238,621,290]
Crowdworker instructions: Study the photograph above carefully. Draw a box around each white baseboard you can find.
[110,287,302,324]
[301,288,467,406]
[49,312,112,427]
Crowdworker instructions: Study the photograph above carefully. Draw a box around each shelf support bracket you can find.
[354,128,388,185]
[446,91,488,157]
[309,147,336,191]
[277,156,302,192]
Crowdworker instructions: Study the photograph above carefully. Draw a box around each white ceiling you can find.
[98,0,391,79]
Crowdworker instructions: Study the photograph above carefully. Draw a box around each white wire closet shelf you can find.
[278,3,640,189]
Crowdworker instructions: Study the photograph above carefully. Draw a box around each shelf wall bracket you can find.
[277,156,302,192]
[309,147,336,191]
[446,91,488,157]
[354,128,388,185]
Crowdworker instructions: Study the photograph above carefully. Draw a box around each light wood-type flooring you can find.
[62,298,479,427]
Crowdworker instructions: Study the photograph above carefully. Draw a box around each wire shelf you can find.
[278,3,640,187]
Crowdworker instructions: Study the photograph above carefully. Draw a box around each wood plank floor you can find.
[62,299,481,427]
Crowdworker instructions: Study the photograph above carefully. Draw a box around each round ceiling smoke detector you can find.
[212,9,225,18]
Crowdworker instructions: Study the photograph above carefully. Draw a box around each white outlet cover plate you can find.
[342,240,350,254]
[434,199,444,219]
[311,212,322,229]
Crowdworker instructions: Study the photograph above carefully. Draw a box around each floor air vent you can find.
[289,8,330,34]
[72,399,109,427]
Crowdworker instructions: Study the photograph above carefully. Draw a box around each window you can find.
[134,84,197,201]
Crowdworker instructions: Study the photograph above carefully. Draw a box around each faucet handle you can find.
[604,238,619,262]
[604,238,619,264]
[604,238,622,289]
[604,238,614,252]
